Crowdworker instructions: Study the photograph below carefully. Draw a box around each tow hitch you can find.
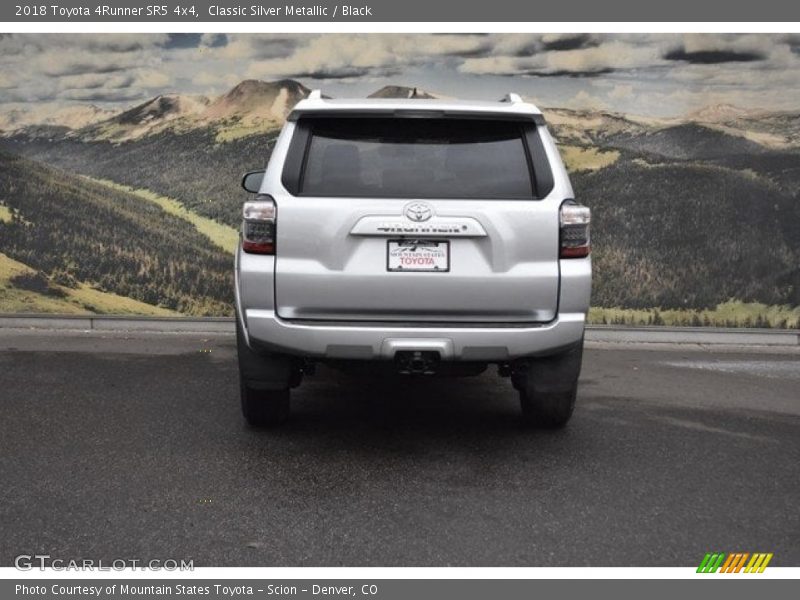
[395,350,440,375]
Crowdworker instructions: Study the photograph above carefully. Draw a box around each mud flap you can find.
[512,338,584,394]
[236,316,299,390]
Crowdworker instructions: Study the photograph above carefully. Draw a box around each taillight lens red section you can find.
[242,194,277,255]
[560,202,591,259]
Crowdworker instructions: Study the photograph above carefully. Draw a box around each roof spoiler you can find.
[309,89,525,104]
[307,89,336,100]
[500,93,523,103]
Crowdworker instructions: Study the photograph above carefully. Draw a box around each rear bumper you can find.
[243,310,586,361]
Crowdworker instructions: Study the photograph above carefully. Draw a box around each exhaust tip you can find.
[395,350,440,375]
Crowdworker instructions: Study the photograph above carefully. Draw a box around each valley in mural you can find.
[1,34,799,326]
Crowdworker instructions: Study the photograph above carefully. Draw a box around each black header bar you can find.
[3,0,800,22]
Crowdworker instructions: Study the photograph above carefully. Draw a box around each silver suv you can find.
[236,91,591,428]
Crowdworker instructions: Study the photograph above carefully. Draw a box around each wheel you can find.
[514,340,583,429]
[240,381,290,427]
[519,385,577,429]
[236,313,295,427]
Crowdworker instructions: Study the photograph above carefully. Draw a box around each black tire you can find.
[236,314,294,427]
[515,340,583,428]
[519,385,577,429]
[240,381,290,427]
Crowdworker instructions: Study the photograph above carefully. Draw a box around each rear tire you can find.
[240,382,290,427]
[515,340,583,429]
[236,314,294,427]
[519,385,577,429]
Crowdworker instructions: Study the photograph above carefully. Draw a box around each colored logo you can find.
[697,552,773,573]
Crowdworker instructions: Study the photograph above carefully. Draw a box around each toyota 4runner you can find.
[236,91,591,428]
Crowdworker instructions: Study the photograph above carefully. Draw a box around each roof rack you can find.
[500,93,523,104]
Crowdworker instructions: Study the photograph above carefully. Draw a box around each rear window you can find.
[297,118,535,199]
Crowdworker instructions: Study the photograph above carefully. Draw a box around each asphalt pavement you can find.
[0,330,798,567]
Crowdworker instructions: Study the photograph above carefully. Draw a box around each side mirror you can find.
[241,170,265,193]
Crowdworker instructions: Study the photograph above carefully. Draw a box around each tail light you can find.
[560,202,591,258]
[242,194,276,254]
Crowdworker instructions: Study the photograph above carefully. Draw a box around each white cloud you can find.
[34,49,141,77]
[608,84,634,100]
[547,41,664,72]
[0,73,14,89]
[192,70,242,89]
[679,33,771,56]
[1,33,800,118]
[56,73,134,91]
[243,34,491,80]
[564,90,609,111]
[460,38,668,76]
[134,70,172,89]
[199,33,226,48]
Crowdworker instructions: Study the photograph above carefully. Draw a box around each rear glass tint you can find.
[299,118,535,199]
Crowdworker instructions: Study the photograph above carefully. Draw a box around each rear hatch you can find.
[274,115,560,323]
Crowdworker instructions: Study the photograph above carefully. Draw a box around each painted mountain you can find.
[368,86,440,99]
[74,79,310,142]
[1,79,799,326]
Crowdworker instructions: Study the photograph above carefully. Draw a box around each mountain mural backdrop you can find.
[1,79,799,327]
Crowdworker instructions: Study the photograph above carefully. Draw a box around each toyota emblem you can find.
[404,202,434,222]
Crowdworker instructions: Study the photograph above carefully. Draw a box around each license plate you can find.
[387,239,449,272]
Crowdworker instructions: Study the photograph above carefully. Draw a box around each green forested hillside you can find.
[606,123,769,160]
[2,93,800,323]
[5,128,800,317]
[0,152,233,315]
[3,128,276,227]
[0,251,178,316]
[572,160,800,309]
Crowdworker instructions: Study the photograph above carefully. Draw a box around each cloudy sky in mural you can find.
[1,33,799,116]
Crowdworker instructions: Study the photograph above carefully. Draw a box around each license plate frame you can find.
[387,239,450,272]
